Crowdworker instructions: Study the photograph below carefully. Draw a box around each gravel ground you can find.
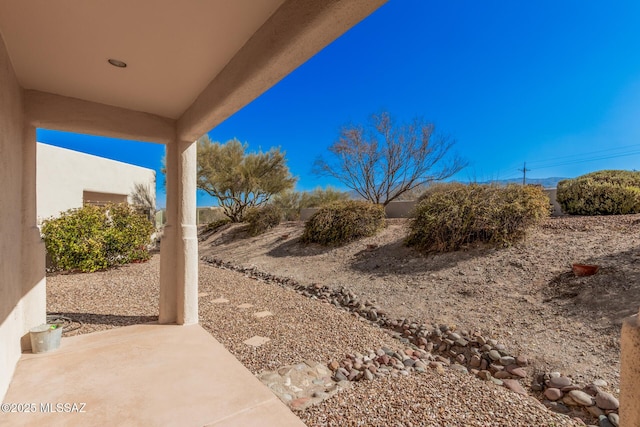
[47,255,584,426]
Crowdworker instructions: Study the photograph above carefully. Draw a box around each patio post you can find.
[176,139,198,324]
[20,124,46,349]
[159,139,198,325]
[159,140,178,323]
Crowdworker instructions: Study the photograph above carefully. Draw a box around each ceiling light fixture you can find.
[107,58,127,68]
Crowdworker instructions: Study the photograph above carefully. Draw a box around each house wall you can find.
[36,143,156,222]
[300,201,418,221]
[384,201,417,218]
[544,188,563,216]
[0,31,27,400]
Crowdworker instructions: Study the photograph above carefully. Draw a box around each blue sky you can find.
[37,0,640,208]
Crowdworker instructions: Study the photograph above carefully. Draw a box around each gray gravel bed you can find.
[198,262,399,372]
[46,255,584,426]
[300,373,584,426]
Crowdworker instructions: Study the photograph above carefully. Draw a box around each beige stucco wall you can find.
[544,188,563,216]
[36,143,156,222]
[385,201,417,218]
[301,201,418,221]
[0,31,29,400]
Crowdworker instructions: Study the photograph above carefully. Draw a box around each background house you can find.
[36,142,156,223]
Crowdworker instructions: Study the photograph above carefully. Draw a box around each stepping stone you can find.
[254,311,273,318]
[211,297,229,304]
[237,303,254,309]
[243,336,270,347]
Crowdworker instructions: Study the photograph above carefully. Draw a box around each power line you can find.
[529,149,640,171]
[524,143,640,169]
[496,147,640,178]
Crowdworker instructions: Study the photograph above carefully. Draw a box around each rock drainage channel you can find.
[202,256,619,426]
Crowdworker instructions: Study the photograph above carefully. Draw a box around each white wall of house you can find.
[36,142,156,222]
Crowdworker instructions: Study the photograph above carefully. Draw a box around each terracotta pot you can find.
[572,263,599,277]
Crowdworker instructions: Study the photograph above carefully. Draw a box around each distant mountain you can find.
[475,177,568,189]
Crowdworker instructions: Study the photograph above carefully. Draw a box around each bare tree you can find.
[314,112,467,205]
[130,182,156,210]
[130,182,156,222]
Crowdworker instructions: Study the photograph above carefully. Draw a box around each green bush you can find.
[406,184,550,253]
[244,205,283,236]
[301,200,385,246]
[104,203,154,264]
[556,170,640,215]
[42,204,154,272]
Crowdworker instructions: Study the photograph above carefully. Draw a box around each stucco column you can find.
[158,139,198,325]
[620,308,640,426]
[20,124,46,349]
[176,140,198,325]
[159,141,178,323]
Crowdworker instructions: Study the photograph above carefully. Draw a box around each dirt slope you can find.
[200,215,640,391]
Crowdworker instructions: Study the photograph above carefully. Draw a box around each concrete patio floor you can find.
[2,323,305,427]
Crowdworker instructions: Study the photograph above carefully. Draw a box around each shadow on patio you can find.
[3,323,304,427]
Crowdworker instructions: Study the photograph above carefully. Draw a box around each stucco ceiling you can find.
[0,0,285,119]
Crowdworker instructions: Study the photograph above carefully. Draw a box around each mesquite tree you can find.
[197,136,296,222]
[314,112,466,205]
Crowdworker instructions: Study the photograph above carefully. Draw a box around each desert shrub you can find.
[556,170,640,215]
[300,187,350,208]
[204,218,231,233]
[406,184,550,253]
[272,187,350,221]
[301,200,385,246]
[244,205,283,236]
[197,207,227,224]
[416,182,461,203]
[271,191,302,221]
[42,204,154,272]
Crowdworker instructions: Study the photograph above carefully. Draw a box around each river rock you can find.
[499,356,515,366]
[592,379,608,388]
[516,355,528,366]
[469,355,481,368]
[568,390,594,406]
[548,376,572,388]
[478,370,492,380]
[494,370,512,379]
[562,395,578,406]
[586,405,604,417]
[544,388,563,401]
[488,350,501,361]
[502,379,527,396]
[598,415,614,427]
[595,391,619,410]
[505,365,527,378]
[450,364,468,374]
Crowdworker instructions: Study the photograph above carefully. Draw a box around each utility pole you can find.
[519,162,530,185]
